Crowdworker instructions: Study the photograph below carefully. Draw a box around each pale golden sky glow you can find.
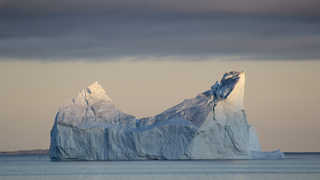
[0,59,320,152]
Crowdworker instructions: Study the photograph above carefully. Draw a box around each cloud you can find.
[1,0,319,61]
[0,14,319,61]
[1,0,320,16]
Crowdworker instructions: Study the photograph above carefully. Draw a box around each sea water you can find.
[0,153,320,180]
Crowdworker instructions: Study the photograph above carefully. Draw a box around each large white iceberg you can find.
[49,71,284,160]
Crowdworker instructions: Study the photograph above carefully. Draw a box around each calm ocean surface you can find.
[0,153,320,180]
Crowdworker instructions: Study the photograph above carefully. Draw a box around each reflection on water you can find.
[0,153,320,180]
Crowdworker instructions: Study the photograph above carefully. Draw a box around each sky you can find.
[0,0,320,152]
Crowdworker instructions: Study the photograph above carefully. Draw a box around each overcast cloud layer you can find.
[1,0,320,16]
[0,0,319,61]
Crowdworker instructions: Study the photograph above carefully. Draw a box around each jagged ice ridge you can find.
[49,71,284,160]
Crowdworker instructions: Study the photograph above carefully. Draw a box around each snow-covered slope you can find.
[49,71,284,160]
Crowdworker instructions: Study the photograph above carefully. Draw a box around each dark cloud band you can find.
[1,0,320,16]
[0,14,319,61]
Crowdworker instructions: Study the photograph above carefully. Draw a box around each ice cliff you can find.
[49,71,284,160]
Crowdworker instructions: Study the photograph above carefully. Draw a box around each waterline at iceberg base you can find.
[49,71,284,160]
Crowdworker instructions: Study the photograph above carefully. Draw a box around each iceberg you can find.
[49,71,284,160]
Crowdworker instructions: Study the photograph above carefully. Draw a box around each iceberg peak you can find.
[73,81,112,105]
[210,71,245,109]
[86,81,109,97]
[87,81,102,91]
